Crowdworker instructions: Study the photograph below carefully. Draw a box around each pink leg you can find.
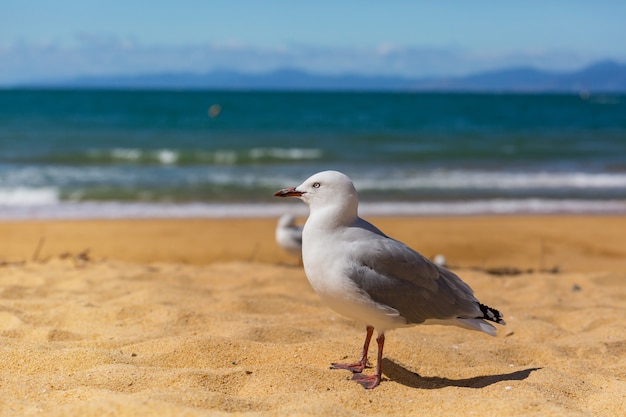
[351,332,384,389]
[331,325,374,373]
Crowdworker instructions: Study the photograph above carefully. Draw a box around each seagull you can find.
[275,213,303,258]
[275,170,505,389]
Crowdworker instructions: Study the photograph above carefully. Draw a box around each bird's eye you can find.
[312,182,321,188]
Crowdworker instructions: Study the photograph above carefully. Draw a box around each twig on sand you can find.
[32,237,46,262]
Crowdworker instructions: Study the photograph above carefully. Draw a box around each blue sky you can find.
[1,1,625,85]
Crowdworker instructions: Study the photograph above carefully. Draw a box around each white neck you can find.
[306,193,358,230]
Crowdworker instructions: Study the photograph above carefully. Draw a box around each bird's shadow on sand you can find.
[382,358,540,389]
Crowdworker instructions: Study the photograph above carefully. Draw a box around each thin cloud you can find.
[0,35,612,85]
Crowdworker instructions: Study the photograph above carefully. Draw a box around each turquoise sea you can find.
[1,89,625,219]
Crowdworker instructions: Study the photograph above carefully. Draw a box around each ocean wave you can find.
[1,198,626,220]
[0,187,60,206]
[24,147,325,166]
[354,170,626,190]
[3,167,626,207]
[105,148,179,165]
[358,199,626,216]
[248,147,323,161]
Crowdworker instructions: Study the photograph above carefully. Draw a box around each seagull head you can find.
[275,170,359,222]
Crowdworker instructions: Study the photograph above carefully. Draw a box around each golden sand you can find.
[0,216,625,416]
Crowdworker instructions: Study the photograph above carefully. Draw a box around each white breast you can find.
[302,226,409,331]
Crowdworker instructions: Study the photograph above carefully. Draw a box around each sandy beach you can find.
[1,215,625,416]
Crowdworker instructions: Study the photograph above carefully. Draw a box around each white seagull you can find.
[275,213,303,257]
[275,170,505,389]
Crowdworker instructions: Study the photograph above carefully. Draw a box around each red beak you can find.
[274,187,303,197]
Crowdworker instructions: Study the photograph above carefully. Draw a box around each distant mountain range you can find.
[21,60,626,92]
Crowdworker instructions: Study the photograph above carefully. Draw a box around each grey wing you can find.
[345,230,482,324]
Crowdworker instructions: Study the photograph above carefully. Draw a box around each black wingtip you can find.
[478,303,506,325]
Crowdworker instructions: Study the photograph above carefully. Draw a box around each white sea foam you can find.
[213,150,238,164]
[155,149,179,165]
[1,165,135,186]
[102,147,321,165]
[106,148,180,164]
[0,187,60,206]
[248,148,323,160]
[355,171,626,190]
[1,198,625,221]
[111,148,142,161]
[359,199,626,216]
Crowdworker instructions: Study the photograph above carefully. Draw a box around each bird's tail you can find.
[454,303,505,336]
[477,303,506,325]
